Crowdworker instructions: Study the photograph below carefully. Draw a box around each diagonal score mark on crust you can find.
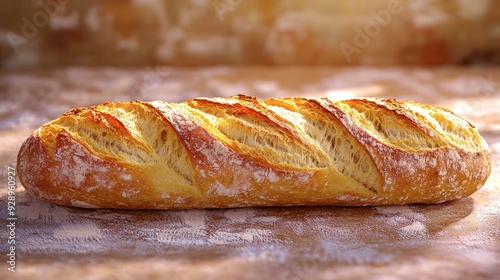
[104,101,195,187]
[335,99,444,152]
[265,97,381,194]
[48,102,195,187]
[49,106,153,163]
[184,96,331,170]
[340,98,489,153]
[396,101,489,152]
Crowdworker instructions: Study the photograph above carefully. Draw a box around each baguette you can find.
[17,95,492,209]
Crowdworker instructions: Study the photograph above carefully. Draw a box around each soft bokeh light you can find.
[0,1,499,280]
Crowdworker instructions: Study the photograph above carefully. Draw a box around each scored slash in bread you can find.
[17,95,492,209]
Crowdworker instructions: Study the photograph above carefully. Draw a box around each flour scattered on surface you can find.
[179,210,207,230]
[70,200,98,208]
[224,208,254,222]
[399,221,427,237]
[53,222,103,241]
[376,206,429,237]
[4,67,499,277]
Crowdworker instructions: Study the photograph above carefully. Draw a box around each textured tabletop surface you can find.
[0,66,499,279]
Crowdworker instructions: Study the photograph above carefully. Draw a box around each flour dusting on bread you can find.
[17,95,492,209]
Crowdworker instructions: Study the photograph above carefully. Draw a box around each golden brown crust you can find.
[17,95,492,209]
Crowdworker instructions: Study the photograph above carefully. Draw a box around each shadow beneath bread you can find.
[4,187,477,265]
[8,189,499,280]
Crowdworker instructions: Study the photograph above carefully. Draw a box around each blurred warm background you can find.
[0,2,499,279]
[2,0,500,131]
[1,0,500,68]
[1,0,500,146]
